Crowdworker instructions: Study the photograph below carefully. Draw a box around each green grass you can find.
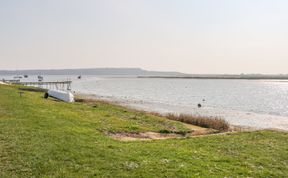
[0,85,288,177]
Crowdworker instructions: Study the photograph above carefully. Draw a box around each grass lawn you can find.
[0,85,288,177]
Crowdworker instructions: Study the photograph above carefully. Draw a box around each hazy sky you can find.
[1,0,288,74]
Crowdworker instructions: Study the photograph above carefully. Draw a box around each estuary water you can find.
[2,75,288,130]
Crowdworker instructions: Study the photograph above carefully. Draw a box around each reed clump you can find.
[166,113,229,132]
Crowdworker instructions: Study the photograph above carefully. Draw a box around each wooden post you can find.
[18,91,24,97]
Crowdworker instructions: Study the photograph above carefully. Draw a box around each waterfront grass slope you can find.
[0,85,288,177]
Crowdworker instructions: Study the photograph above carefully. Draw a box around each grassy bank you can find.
[0,85,288,177]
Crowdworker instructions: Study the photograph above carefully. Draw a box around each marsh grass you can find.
[165,114,229,132]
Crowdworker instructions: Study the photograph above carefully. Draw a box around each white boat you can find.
[47,90,74,102]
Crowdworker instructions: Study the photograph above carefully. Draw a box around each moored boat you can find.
[38,75,43,82]
[14,76,22,79]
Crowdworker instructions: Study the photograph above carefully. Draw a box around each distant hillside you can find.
[2,68,287,79]
[0,68,184,76]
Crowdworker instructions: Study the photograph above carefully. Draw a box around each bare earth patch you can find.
[110,132,183,141]
[110,124,218,141]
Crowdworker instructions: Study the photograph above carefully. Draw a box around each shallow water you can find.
[77,77,288,116]
[2,75,288,130]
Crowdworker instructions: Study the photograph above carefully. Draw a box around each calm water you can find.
[2,75,288,129]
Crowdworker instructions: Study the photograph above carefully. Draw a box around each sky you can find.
[0,0,288,74]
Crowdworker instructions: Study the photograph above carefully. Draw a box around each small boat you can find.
[77,75,82,79]
[38,75,43,82]
[24,75,28,78]
[46,90,74,102]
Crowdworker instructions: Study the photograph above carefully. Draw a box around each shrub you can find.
[165,114,229,132]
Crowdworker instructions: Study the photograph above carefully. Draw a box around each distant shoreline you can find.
[1,68,288,80]
[138,76,288,80]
